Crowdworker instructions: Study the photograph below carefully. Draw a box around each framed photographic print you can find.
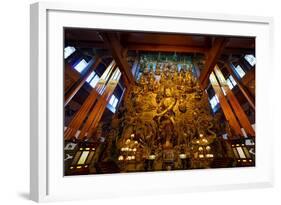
[30,2,274,202]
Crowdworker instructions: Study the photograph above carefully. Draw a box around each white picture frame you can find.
[30,2,274,202]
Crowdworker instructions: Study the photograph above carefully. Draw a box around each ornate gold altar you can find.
[101,63,228,172]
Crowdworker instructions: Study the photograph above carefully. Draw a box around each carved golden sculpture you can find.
[105,62,226,171]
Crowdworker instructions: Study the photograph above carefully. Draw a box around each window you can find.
[68,147,96,170]
[77,151,89,165]
[226,78,234,89]
[112,98,119,108]
[231,144,252,163]
[89,75,100,88]
[111,68,121,81]
[109,95,119,109]
[244,54,256,67]
[85,71,100,88]
[229,75,237,86]
[236,147,246,159]
[74,59,89,73]
[86,71,96,83]
[64,46,76,59]
[210,95,219,111]
[234,65,246,78]
[226,75,237,90]
[109,95,115,105]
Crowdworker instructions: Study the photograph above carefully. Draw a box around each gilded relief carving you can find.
[105,63,226,171]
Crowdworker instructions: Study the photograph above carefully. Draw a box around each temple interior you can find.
[63,29,256,175]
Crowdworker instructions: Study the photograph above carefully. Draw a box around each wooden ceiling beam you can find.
[100,32,135,86]
[66,40,106,49]
[223,47,255,55]
[126,44,209,54]
[66,40,253,56]
[199,37,228,88]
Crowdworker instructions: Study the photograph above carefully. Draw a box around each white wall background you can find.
[0,0,280,204]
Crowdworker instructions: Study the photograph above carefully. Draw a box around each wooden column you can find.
[64,60,116,140]
[78,68,122,140]
[100,32,135,85]
[225,62,255,110]
[64,63,80,93]
[214,65,255,137]
[209,72,243,137]
[64,57,101,106]
[199,37,228,88]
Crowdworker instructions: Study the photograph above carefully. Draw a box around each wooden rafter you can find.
[64,57,101,106]
[199,37,228,88]
[224,62,255,110]
[65,40,253,56]
[209,72,243,137]
[126,44,209,54]
[100,32,135,86]
[214,65,255,137]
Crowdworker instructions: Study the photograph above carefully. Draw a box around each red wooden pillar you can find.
[78,68,122,140]
[64,57,101,106]
[214,65,255,137]
[209,72,243,138]
[64,60,116,140]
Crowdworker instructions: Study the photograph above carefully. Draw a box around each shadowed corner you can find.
[18,192,30,200]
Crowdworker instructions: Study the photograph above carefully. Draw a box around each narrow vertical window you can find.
[210,95,219,111]
[64,46,76,59]
[109,95,119,109]
[77,151,89,165]
[229,75,237,86]
[235,65,246,78]
[112,97,119,108]
[89,75,100,88]
[74,59,89,73]
[226,75,237,90]
[244,54,256,67]
[226,78,234,89]
[86,71,96,83]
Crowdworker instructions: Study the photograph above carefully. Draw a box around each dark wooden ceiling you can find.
[64,28,255,56]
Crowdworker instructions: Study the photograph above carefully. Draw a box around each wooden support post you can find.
[225,62,255,110]
[64,63,80,92]
[209,72,243,138]
[214,65,255,137]
[100,32,135,85]
[64,61,116,140]
[64,57,101,106]
[199,37,228,89]
[78,68,122,140]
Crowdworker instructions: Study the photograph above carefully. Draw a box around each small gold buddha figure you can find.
[194,82,203,100]
[155,64,161,76]
[138,74,148,92]
[142,62,149,74]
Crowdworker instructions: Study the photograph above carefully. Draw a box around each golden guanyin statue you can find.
[106,61,224,171]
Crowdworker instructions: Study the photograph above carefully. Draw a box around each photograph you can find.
[63,28,256,176]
